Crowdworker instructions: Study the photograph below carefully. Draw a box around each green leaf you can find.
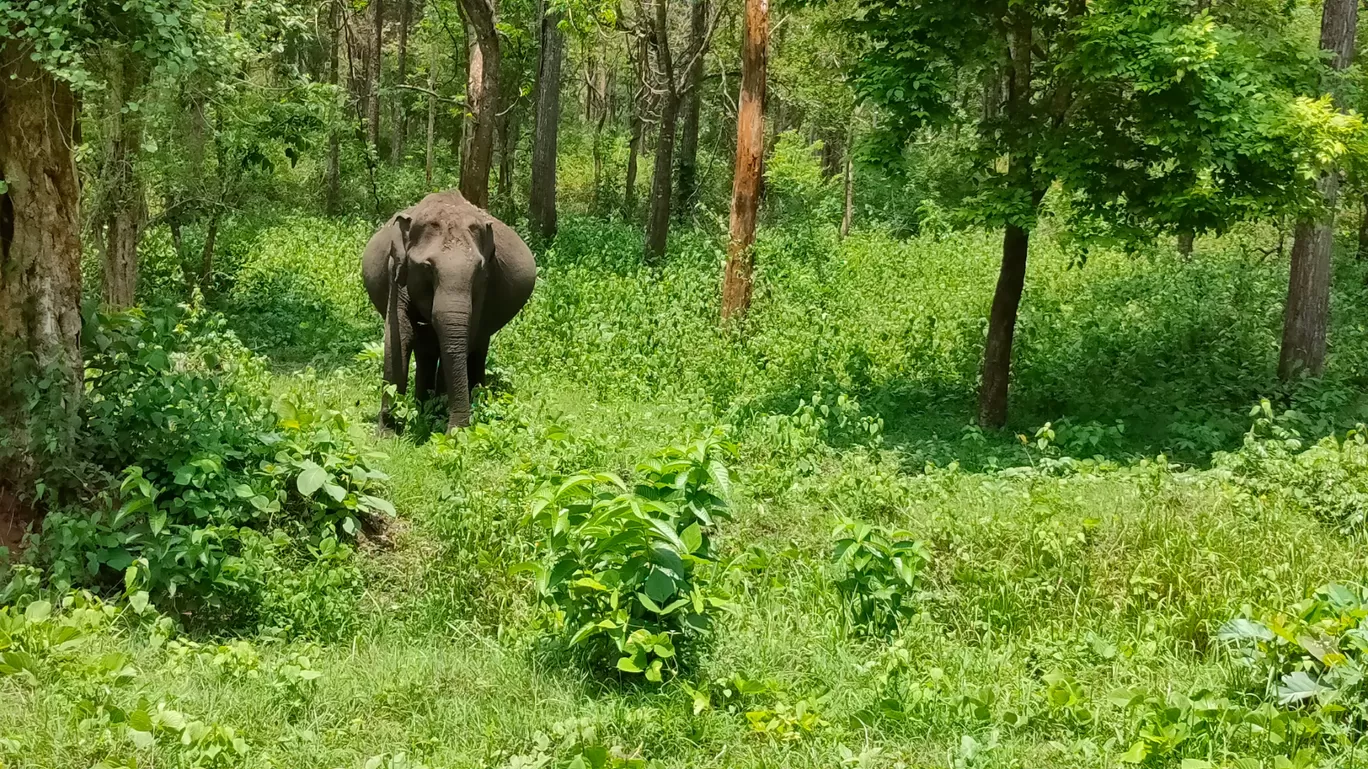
[1118,741,1148,764]
[128,591,150,614]
[644,569,677,604]
[617,655,644,673]
[1181,760,1212,769]
[680,522,703,554]
[296,462,327,496]
[1278,671,1328,704]
[323,481,347,502]
[23,601,51,623]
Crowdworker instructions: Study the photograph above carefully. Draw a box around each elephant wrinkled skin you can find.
[361,190,537,431]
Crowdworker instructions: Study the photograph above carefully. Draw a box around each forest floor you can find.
[4,214,1368,768]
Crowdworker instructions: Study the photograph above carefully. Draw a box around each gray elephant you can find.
[361,190,536,431]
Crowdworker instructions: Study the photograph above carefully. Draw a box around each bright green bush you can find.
[519,437,737,682]
[829,518,933,637]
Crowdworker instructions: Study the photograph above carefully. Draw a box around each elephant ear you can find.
[391,213,414,284]
[473,221,495,262]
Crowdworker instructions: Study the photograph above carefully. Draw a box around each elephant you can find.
[361,190,536,431]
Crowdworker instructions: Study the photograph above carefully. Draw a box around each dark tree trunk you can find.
[391,0,411,164]
[326,0,342,213]
[1279,0,1358,380]
[529,5,564,240]
[643,0,680,262]
[369,0,384,153]
[1177,231,1194,258]
[459,0,499,208]
[719,0,767,320]
[977,225,1029,428]
[101,51,146,309]
[0,41,84,484]
[1358,194,1368,261]
[624,34,648,217]
[674,0,708,220]
[840,146,854,238]
[819,131,843,179]
[497,101,520,215]
[976,9,1034,428]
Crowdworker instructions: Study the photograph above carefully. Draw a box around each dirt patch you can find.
[0,488,41,556]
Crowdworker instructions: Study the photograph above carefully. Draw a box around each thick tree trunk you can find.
[840,148,854,238]
[459,0,499,208]
[529,6,564,240]
[820,131,843,179]
[719,0,768,320]
[674,0,708,220]
[0,42,84,483]
[977,225,1029,428]
[391,0,411,163]
[369,0,384,153]
[101,52,146,310]
[1279,0,1358,380]
[1177,231,1194,258]
[326,1,342,214]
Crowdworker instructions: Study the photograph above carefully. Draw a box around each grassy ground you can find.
[5,212,1368,768]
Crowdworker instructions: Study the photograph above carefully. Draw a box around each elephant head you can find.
[388,208,497,430]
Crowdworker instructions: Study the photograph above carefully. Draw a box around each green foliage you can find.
[829,519,932,637]
[519,438,736,682]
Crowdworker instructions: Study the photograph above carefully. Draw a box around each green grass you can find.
[7,207,1368,768]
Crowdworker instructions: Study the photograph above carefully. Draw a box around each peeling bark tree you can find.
[100,50,147,309]
[459,0,499,208]
[1279,0,1358,380]
[674,0,708,219]
[529,2,564,240]
[0,41,85,484]
[719,0,767,320]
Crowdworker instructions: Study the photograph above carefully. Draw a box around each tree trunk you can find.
[529,5,564,240]
[840,148,854,239]
[326,0,342,214]
[625,110,643,216]
[1358,194,1368,261]
[977,225,1029,428]
[643,0,680,262]
[459,0,499,208]
[820,131,843,179]
[101,52,146,309]
[497,101,520,214]
[0,41,85,484]
[391,0,411,163]
[1177,231,1194,258]
[976,9,1034,429]
[719,0,768,320]
[426,35,438,186]
[1279,0,1358,380]
[369,0,384,154]
[674,0,708,220]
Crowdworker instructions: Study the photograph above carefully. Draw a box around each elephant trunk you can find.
[433,298,473,430]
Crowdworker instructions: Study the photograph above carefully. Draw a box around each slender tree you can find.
[369,0,385,152]
[529,0,565,240]
[100,50,148,309]
[1279,0,1359,380]
[426,33,439,186]
[391,0,412,163]
[459,0,500,207]
[326,0,343,213]
[674,0,708,219]
[719,0,768,319]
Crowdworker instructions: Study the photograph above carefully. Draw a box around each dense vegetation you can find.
[8,0,1368,767]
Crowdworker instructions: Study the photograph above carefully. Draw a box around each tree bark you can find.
[643,0,680,262]
[674,0,708,220]
[369,0,385,153]
[326,0,342,213]
[0,41,85,483]
[426,34,438,186]
[976,9,1034,429]
[977,225,1029,428]
[497,100,520,214]
[101,51,146,310]
[840,147,854,238]
[459,0,499,208]
[529,4,564,240]
[1177,231,1194,258]
[1358,194,1368,261]
[624,34,648,217]
[391,0,411,164]
[719,0,767,320]
[1279,0,1358,380]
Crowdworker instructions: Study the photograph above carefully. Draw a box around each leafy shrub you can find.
[33,306,386,632]
[519,437,737,682]
[830,518,932,637]
[495,717,646,769]
[1217,401,1368,534]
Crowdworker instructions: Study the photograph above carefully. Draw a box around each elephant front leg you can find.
[381,303,415,434]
